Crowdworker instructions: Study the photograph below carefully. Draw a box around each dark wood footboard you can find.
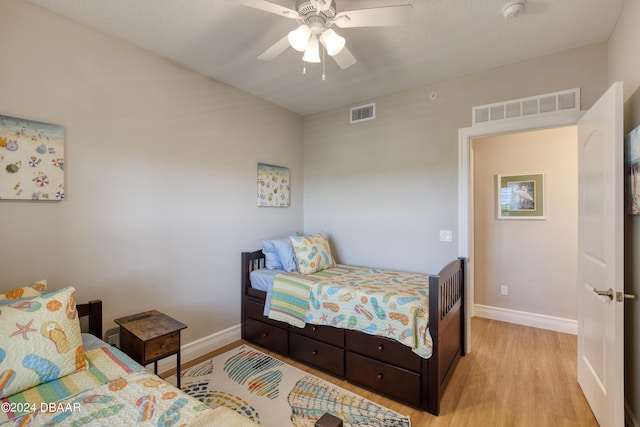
[241,250,465,416]
[426,257,465,415]
[77,300,103,339]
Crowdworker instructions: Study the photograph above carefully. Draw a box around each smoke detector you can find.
[502,0,526,18]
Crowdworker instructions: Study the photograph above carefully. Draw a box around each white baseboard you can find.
[474,304,577,335]
[154,323,241,375]
[627,400,640,427]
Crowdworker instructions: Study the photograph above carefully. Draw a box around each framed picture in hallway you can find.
[497,173,545,219]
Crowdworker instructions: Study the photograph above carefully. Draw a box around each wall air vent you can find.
[472,88,580,126]
[350,103,376,124]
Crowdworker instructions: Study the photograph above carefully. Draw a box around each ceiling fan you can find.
[234,0,412,71]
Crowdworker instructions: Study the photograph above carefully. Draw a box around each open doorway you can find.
[458,109,583,353]
[471,127,579,331]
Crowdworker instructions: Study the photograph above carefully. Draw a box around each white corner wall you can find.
[609,0,640,98]
[608,0,640,423]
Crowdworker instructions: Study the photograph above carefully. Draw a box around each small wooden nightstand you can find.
[114,310,187,388]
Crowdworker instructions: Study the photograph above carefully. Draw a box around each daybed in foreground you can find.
[0,282,257,426]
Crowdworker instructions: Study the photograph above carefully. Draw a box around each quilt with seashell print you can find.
[173,344,411,427]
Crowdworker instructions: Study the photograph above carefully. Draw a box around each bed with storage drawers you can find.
[240,249,465,416]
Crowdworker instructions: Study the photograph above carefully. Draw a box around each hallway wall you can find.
[472,127,578,320]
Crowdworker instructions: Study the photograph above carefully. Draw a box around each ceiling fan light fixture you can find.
[319,28,345,56]
[288,24,311,51]
[302,37,321,63]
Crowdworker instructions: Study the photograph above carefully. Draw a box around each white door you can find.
[577,82,624,427]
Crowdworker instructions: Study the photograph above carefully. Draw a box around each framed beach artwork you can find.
[257,163,290,207]
[497,173,545,219]
[0,114,65,200]
[627,125,640,215]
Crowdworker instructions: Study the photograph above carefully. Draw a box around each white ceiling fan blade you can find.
[233,0,300,19]
[332,46,357,70]
[334,4,412,28]
[258,35,291,61]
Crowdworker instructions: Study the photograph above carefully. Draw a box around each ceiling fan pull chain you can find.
[322,48,326,82]
[303,61,307,75]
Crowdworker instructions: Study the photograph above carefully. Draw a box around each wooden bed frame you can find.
[241,251,465,415]
[77,299,103,339]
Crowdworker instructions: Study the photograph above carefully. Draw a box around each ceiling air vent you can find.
[350,103,376,124]
[472,88,580,126]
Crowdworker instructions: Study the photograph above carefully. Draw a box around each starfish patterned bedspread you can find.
[268,265,433,359]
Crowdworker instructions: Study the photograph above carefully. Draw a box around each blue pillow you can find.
[261,235,298,272]
[261,238,284,270]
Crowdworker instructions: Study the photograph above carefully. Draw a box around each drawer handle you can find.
[377,373,384,382]
[161,344,167,350]
[262,332,269,338]
[312,350,318,356]
[311,326,318,332]
[377,344,384,352]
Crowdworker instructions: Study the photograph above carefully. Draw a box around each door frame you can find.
[458,110,584,352]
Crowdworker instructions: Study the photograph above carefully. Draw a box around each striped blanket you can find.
[268,265,358,327]
[1,345,213,425]
[268,265,434,358]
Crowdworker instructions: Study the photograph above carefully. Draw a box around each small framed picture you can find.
[0,114,65,200]
[497,173,545,219]
[257,163,290,207]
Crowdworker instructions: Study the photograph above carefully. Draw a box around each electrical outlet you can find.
[106,333,120,347]
[501,285,509,296]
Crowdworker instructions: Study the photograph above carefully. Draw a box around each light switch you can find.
[440,230,453,242]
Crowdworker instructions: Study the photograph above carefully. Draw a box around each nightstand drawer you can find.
[114,310,187,388]
[145,331,180,361]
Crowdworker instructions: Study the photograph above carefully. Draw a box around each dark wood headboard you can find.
[242,250,266,299]
[77,300,103,339]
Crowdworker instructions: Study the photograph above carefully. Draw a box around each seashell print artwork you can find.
[0,114,64,200]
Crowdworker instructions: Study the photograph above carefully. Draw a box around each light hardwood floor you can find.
[166,317,598,426]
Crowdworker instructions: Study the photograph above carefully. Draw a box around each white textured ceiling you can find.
[26,0,623,115]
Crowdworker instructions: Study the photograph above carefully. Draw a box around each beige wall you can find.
[0,0,304,343]
[608,0,640,421]
[472,127,578,319]
[304,43,608,275]
[609,0,640,99]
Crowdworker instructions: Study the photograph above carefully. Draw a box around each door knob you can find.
[593,288,636,302]
[593,288,613,300]
[616,292,636,302]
